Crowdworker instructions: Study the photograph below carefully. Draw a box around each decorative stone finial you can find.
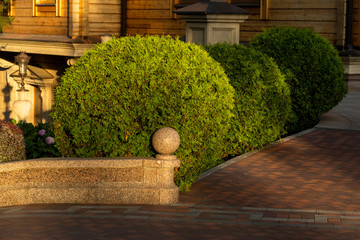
[152,127,180,160]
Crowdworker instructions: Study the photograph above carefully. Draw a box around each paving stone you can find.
[1,128,360,239]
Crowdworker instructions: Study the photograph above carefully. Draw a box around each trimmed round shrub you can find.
[0,120,26,162]
[203,43,293,156]
[51,35,234,191]
[250,27,347,133]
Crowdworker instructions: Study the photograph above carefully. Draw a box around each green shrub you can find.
[0,120,25,162]
[250,27,347,132]
[203,43,293,156]
[15,121,61,159]
[51,35,234,191]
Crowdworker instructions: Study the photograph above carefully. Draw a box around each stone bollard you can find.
[151,127,181,203]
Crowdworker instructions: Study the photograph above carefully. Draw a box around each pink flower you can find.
[46,136,55,145]
[38,129,46,136]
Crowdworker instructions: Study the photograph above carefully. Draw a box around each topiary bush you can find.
[250,27,347,133]
[203,43,294,156]
[51,35,234,191]
[0,120,26,162]
[15,121,61,159]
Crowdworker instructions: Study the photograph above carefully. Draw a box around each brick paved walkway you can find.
[180,129,360,211]
[0,203,359,239]
[0,128,360,239]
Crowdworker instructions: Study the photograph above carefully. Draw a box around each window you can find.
[33,0,61,17]
[0,0,13,31]
[0,0,11,17]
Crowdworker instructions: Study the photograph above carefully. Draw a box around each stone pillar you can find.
[152,127,181,204]
[341,56,360,91]
[174,0,250,44]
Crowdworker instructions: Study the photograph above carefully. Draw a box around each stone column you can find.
[174,0,250,44]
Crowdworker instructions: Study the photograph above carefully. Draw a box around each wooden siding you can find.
[126,0,185,37]
[3,0,67,35]
[88,0,121,36]
[166,0,360,48]
[2,0,360,48]
[354,0,360,46]
[69,0,121,37]
[239,0,345,45]
[3,0,121,37]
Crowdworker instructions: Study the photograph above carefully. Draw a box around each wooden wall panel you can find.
[127,19,185,29]
[2,0,358,48]
[9,17,67,26]
[127,27,185,36]
[89,14,120,23]
[127,0,185,37]
[270,0,337,9]
[5,25,67,35]
[3,0,67,35]
[269,9,337,21]
[127,0,170,9]
[241,21,337,33]
[89,4,120,14]
[239,0,341,45]
[87,0,121,36]
[127,10,173,19]
[354,0,360,46]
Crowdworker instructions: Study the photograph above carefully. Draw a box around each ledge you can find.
[0,157,180,207]
[0,34,98,57]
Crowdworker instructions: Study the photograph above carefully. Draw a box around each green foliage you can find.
[15,121,61,159]
[250,27,347,133]
[0,120,25,162]
[51,35,235,191]
[203,43,293,156]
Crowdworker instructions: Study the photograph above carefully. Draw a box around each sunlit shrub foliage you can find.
[51,35,235,191]
[204,43,293,156]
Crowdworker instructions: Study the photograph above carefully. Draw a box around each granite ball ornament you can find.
[152,127,180,160]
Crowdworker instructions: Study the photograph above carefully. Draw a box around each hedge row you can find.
[203,43,293,156]
[49,28,346,190]
[51,35,234,191]
[250,27,347,133]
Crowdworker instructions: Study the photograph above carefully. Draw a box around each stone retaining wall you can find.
[0,157,180,207]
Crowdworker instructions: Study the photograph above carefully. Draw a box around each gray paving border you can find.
[2,204,360,231]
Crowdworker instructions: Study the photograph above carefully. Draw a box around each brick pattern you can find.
[1,204,360,230]
[0,204,359,239]
[1,129,360,239]
[180,129,360,211]
[2,204,360,230]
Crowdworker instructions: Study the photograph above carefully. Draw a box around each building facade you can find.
[0,0,359,124]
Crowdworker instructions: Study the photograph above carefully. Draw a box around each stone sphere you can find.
[152,127,180,155]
